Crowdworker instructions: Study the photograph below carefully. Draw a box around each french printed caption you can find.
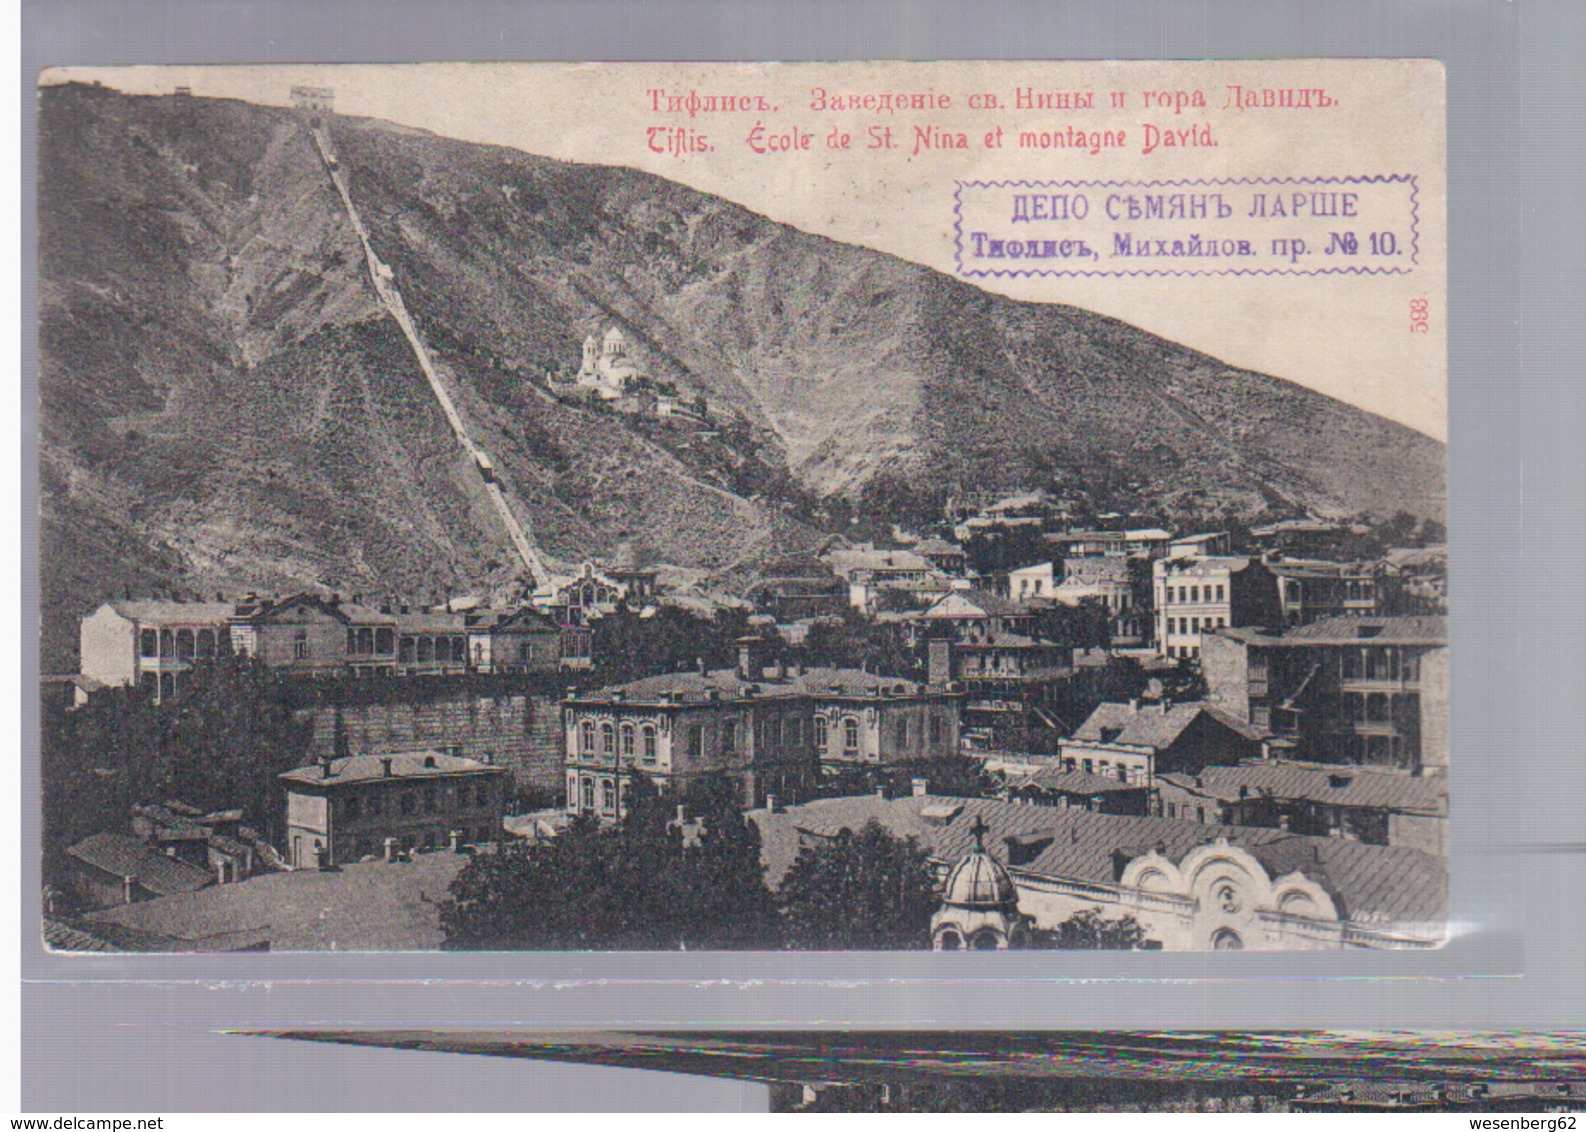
[642,83,1339,157]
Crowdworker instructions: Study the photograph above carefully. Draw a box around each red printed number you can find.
[1409,297,1430,334]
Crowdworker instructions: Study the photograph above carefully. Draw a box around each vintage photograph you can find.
[250,1030,1584,1113]
[35,61,1447,952]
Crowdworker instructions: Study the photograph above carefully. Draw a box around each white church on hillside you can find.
[574,326,644,401]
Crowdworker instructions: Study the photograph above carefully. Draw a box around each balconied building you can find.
[79,599,236,703]
[561,638,962,818]
[1201,616,1448,773]
[1268,560,1383,626]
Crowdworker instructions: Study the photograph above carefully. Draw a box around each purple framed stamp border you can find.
[953,174,1420,279]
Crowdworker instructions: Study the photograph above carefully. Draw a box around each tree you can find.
[439,773,780,950]
[1021,908,1154,950]
[779,820,940,949]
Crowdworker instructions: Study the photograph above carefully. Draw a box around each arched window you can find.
[641,724,657,763]
[620,723,635,762]
[580,720,595,754]
[357,627,374,654]
[814,715,828,753]
[1212,928,1244,951]
[175,629,195,660]
[580,777,595,811]
[843,716,860,754]
[160,629,174,658]
[970,930,1003,951]
[417,637,434,663]
[896,719,909,748]
[375,628,394,654]
[601,778,617,814]
[937,929,963,951]
[600,722,615,757]
[140,629,158,658]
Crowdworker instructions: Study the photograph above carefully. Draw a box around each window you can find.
[601,779,616,814]
[174,629,194,660]
[580,720,595,754]
[1215,585,1225,602]
[400,637,416,663]
[641,724,657,763]
[842,716,860,754]
[417,637,434,663]
[293,629,308,660]
[723,719,738,756]
[688,726,704,761]
[600,721,615,758]
[930,716,942,744]
[197,629,217,658]
[1192,586,1201,603]
[896,719,908,748]
[620,723,635,762]
[580,777,595,811]
[814,715,828,753]
[375,627,394,654]
[1082,759,1094,774]
[140,629,158,657]
[160,629,174,658]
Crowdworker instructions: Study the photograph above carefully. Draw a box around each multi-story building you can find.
[561,638,961,818]
[228,593,385,677]
[465,606,562,674]
[278,750,506,868]
[1200,616,1449,773]
[1057,699,1265,786]
[1154,761,1447,855]
[1054,556,1153,646]
[822,544,952,613]
[394,611,469,676]
[1047,528,1173,559]
[1152,556,1282,660]
[79,599,236,702]
[1269,560,1382,626]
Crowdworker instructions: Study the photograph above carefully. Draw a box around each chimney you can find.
[381,757,394,778]
[737,636,765,681]
[383,836,398,862]
[675,803,688,825]
[764,793,778,813]
[320,752,336,778]
[696,656,707,675]
[122,874,139,905]
[927,638,954,688]
[911,778,929,797]
[314,842,331,871]
[874,784,889,800]
[1129,698,1141,713]
[449,829,462,853]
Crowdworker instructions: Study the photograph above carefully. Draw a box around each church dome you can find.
[941,850,1018,910]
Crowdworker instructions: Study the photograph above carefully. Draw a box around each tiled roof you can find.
[279,751,501,787]
[572,666,928,705]
[824,548,933,576]
[1159,763,1447,814]
[914,537,965,558]
[752,794,1446,929]
[924,589,1030,618]
[84,853,468,951]
[464,607,560,632]
[106,600,236,625]
[42,918,119,952]
[65,832,214,897]
[394,611,468,634]
[1071,701,1260,749]
[1008,767,1146,795]
[955,630,1045,649]
[1281,616,1447,646]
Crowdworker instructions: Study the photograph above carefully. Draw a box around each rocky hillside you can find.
[38,83,1444,668]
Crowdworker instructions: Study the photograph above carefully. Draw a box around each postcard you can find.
[36,60,1447,953]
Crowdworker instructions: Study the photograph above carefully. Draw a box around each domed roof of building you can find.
[941,850,1019,910]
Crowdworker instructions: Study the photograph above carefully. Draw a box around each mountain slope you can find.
[37,83,1444,668]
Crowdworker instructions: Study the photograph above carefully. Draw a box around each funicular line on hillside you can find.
[306,118,553,589]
